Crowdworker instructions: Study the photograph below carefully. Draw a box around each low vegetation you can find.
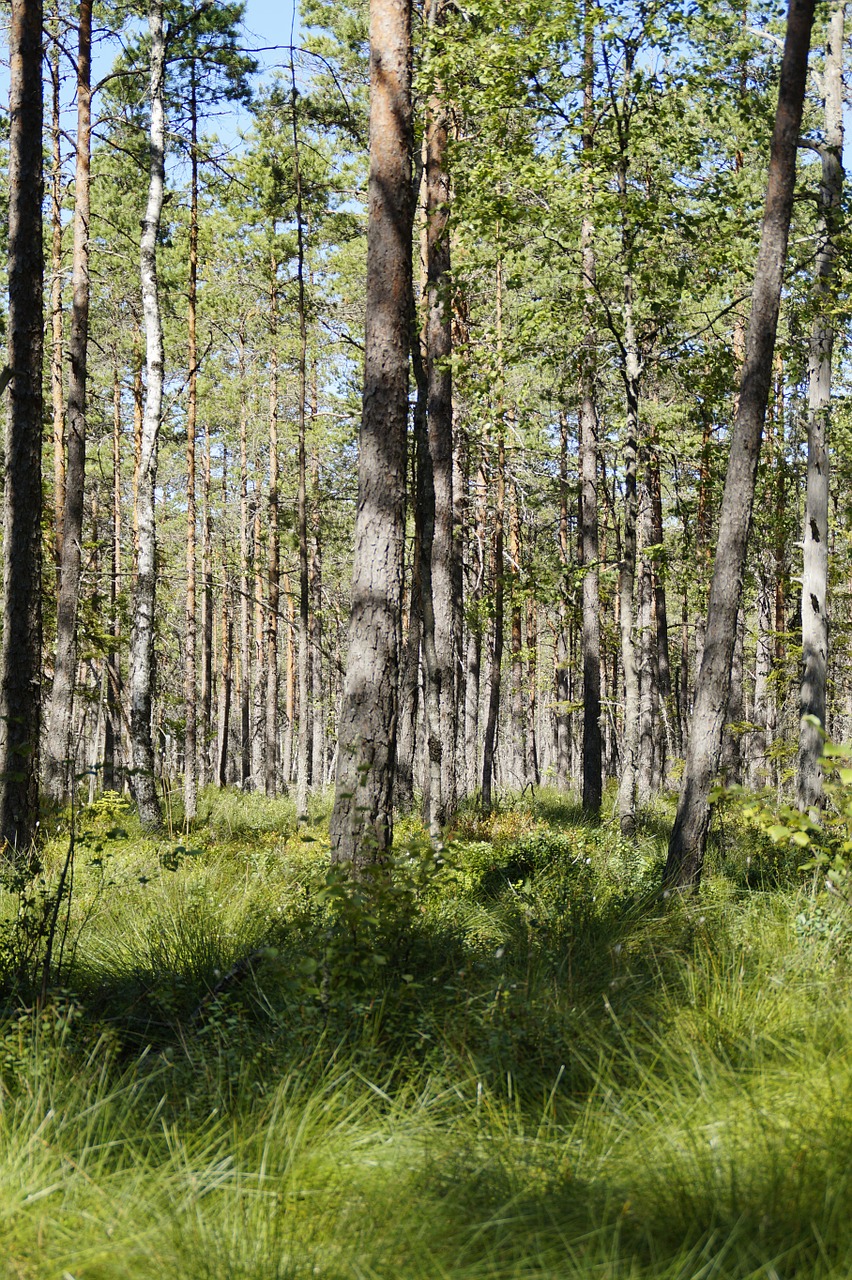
[0,787,850,1279]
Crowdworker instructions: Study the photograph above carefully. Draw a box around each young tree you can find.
[665,0,817,889]
[330,0,413,866]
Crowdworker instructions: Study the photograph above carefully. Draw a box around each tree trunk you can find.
[465,444,486,798]
[199,420,213,788]
[310,446,325,789]
[104,356,122,793]
[665,0,815,887]
[49,6,64,571]
[424,0,457,818]
[291,59,312,822]
[238,330,251,789]
[330,0,413,865]
[481,260,506,814]
[0,0,44,857]
[798,0,844,809]
[44,0,92,804]
[617,373,640,836]
[556,414,571,790]
[509,481,527,789]
[251,496,265,787]
[265,299,280,797]
[129,0,166,831]
[183,68,199,823]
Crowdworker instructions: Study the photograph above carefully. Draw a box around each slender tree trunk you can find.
[555,415,571,789]
[397,382,424,813]
[526,595,539,785]
[425,0,457,818]
[1,0,44,857]
[481,260,506,814]
[665,0,815,887]
[465,444,486,797]
[104,356,122,793]
[617,369,641,836]
[637,482,657,805]
[292,67,311,822]
[44,0,92,803]
[265,289,280,796]
[199,420,213,788]
[579,0,602,814]
[330,0,414,865]
[129,0,166,830]
[798,0,844,809]
[310,446,325,790]
[184,69,199,823]
[251,495,265,787]
[509,481,527,789]
[49,7,64,570]
[238,331,251,788]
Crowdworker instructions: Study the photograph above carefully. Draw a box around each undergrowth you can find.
[0,785,849,1278]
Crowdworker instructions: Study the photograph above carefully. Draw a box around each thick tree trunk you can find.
[797,0,844,809]
[44,0,92,803]
[330,0,413,865]
[665,0,815,887]
[1,0,44,857]
[129,0,166,831]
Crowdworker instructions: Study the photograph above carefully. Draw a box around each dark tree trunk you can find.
[330,0,413,865]
[666,0,816,887]
[44,0,92,803]
[0,0,44,857]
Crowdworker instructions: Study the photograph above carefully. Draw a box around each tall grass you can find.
[0,788,849,1278]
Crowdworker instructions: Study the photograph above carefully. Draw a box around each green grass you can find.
[0,786,849,1278]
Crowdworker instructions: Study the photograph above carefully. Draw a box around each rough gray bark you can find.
[465,446,486,798]
[0,0,44,858]
[481,260,506,815]
[44,0,92,803]
[49,7,64,571]
[238,330,251,789]
[508,484,527,789]
[797,0,844,809]
[265,322,280,797]
[637,482,656,805]
[665,0,816,887]
[330,0,413,865]
[310,446,325,788]
[129,0,166,830]
[616,376,640,836]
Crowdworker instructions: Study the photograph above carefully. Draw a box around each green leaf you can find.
[767,824,791,844]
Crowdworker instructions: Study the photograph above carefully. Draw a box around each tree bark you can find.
[129,0,166,831]
[424,0,457,818]
[481,259,506,814]
[199,419,213,788]
[238,329,251,789]
[265,296,280,797]
[665,0,816,887]
[49,6,64,571]
[0,0,44,858]
[292,64,311,823]
[330,0,413,865]
[44,0,92,803]
[797,0,844,809]
[555,414,571,791]
[183,67,199,822]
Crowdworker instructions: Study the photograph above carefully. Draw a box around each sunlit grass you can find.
[0,787,849,1277]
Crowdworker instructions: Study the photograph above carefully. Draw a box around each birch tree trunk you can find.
[665,0,816,887]
[0,0,44,857]
[44,0,92,803]
[330,0,413,865]
[797,0,844,809]
[49,7,64,571]
[129,0,166,830]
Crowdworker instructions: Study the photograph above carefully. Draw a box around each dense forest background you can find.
[2,0,850,850]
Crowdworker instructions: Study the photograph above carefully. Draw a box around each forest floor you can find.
[0,785,849,1279]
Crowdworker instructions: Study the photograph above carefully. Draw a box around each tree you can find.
[0,0,43,858]
[330,0,413,866]
[665,0,817,889]
[44,0,93,803]
[797,0,845,810]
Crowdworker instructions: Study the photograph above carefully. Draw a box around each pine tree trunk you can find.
[798,0,844,809]
[44,0,92,803]
[238,330,251,789]
[129,0,166,830]
[556,415,571,790]
[310,447,325,787]
[424,5,457,818]
[617,374,640,836]
[666,0,816,887]
[1,0,44,857]
[509,482,527,789]
[199,421,213,789]
[265,294,280,796]
[251,497,265,788]
[49,7,64,571]
[330,0,413,865]
[104,357,122,793]
[481,260,506,815]
[292,62,311,821]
